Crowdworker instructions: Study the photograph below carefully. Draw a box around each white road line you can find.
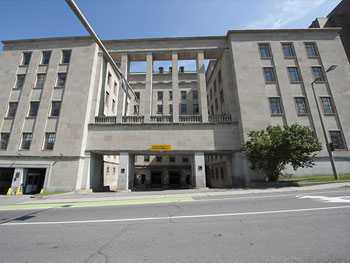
[2,205,350,226]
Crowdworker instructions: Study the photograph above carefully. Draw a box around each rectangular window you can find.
[320,97,335,114]
[169,91,173,100]
[144,156,150,162]
[15,74,25,89]
[169,156,175,162]
[282,43,294,58]
[288,67,301,82]
[211,105,214,115]
[22,52,31,66]
[105,92,109,105]
[41,51,51,65]
[312,67,325,82]
[213,81,217,93]
[0,133,10,150]
[114,82,117,94]
[215,98,218,111]
[295,97,308,114]
[263,68,276,83]
[259,43,271,58]
[220,90,224,103]
[183,155,189,162]
[181,91,187,100]
[218,71,222,84]
[181,104,187,114]
[7,102,18,117]
[330,131,345,150]
[156,156,162,162]
[62,50,71,64]
[157,91,163,100]
[44,133,56,150]
[29,102,40,117]
[57,73,67,87]
[305,43,318,57]
[169,104,173,114]
[112,99,116,112]
[192,90,198,100]
[107,72,112,86]
[35,74,46,88]
[21,133,32,150]
[269,97,283,114]
[210,89,213,100]
[135,92,140,100]
[133,105,138,114]
[51,101,61,117]
[157,104,163,113]
[193,104,199,113]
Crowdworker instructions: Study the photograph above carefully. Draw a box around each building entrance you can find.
[24,169,46,194]
[169,171,181,186]
[0,168,14,195]
[151,171,162,187]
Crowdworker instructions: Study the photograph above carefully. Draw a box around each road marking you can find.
[2,205,350,226]
[0,197,193,211]
[297,195,350,203]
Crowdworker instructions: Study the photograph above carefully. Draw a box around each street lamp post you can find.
[311,65,339,180]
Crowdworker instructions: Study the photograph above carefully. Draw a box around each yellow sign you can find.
[151,145,172,151]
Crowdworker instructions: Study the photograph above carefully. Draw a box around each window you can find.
[193,90,198,100]
[158,91,163,100]
[263,68,276,83]
[193,104,199,114]
[57,73,67,87]
[0,133,10,150]
[61,50,71,64]
[305,43,318,57]
[312,67,325,82]
[106,167,110,174]
[320,97,335,114]
[144,156,150,162]
[183,155,189,162]
[181,104,187,114]
[113,167,116,174]
[135,92,140,100]
[35,74,46,88]
[112,99,116,112]
[211,105,214,115]
[288,67,300,82]
[7,102,18,117]
[330,131,345,150]
[220,90,224,103]
[221,168,224,180]
[107,72,112,86]
[259,44,271,58]
[181,91,187,100]
[51,101,61,117]
[218,71,222,84]
[44,133,56,150]
[282,44,294,58]
[213,81,217,92]
[105,91,109,105]
[28,102,39,117]
[133,105,139,114]
[114,82,117,94]
[41,51,51,65]
[169,104,173,114]
[269,97,283,114]
[295,97,308,114]
[169,91,173,100]
[22,53,31,65]
[21,133,32,150]
[169,156,175,162]
[215,98,219,111]
[210,89,213,100]
[157,105,163,113]
[15,74,25,89]
[156,156,162,162]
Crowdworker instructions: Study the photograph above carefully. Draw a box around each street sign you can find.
[151,145,172,151]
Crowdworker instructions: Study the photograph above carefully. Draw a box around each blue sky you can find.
[0,0,342,71]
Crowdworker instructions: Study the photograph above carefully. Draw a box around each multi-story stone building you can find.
[0,28,350,194]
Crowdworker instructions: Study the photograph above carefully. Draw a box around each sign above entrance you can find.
[151,145,172,151]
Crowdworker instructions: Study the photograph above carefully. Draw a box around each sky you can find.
[0,0,342,71]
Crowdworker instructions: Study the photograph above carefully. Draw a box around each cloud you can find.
[245,0,326,29]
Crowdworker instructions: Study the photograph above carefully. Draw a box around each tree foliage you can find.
[242,124,322,181]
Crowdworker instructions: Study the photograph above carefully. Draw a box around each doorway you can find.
[169,171,181,187]
[24,168,46,194]
[0,168,14,195]
[151,171,162,187]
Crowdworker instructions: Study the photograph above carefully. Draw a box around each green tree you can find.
[242,124,322,181]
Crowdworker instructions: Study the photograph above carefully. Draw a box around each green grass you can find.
[33,192,65,197]
[285,173,350,183]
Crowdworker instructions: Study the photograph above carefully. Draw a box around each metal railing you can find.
[150,116,173,123]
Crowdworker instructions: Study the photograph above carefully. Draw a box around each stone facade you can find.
[0,28,349,194]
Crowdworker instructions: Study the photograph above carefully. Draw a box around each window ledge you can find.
[54,86,65,89]
[26,116,36,119]
[284,56,295,59]
[4,117,15,120]
[18,65,28,68]
[48,116,59,119]
[290,81,302,84]
[260,57,272,60]
[12,88,22,91]
[307,56,319,59]
[59,63,69,66]
[271,113,284,116]
[297,113,309,116]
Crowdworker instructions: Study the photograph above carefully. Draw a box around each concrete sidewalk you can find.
[1,181,350,207]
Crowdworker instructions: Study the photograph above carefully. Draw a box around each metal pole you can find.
[65,0,139,104]
[311,80,339,180]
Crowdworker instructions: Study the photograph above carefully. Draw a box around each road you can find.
[1,188,350,263]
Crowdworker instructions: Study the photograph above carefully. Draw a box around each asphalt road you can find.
[1,188,350,263]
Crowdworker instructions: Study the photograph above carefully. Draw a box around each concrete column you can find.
[144,52,153,123]
[82,152,103,190]
[10,168,25,194]
[196,50,209,122]
[231,152,248,187]
[116,53,129,123]
[193,152,206,188]
[225,154,234,187]
[162,169,169,188]
[172,51,180,122]
[117,152,134,190]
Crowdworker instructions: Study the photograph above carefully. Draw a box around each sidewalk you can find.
[1,181,350,207]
